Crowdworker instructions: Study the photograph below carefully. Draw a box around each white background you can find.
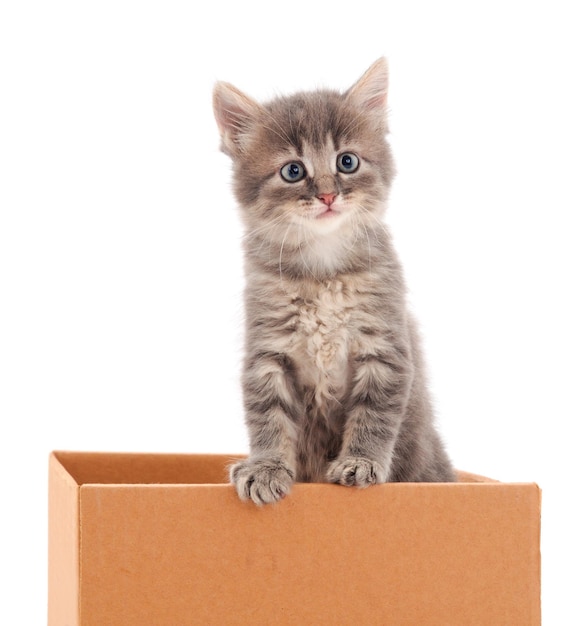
[1,1,581,623]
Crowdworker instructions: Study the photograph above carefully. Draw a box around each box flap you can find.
[52,451,242,485]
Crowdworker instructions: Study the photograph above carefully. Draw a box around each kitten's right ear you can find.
[213,82,262,157]
[346,57,389,114]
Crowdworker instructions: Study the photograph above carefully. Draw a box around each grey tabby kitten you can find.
[213,58,455,505]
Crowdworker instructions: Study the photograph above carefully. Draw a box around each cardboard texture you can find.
[48,451,541,625]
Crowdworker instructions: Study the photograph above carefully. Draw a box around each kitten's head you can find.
[213,59,394,268]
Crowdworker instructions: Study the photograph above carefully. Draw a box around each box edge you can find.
[48,452,80,626]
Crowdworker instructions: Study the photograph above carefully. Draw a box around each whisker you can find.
[349,208,373,271]
[278,221,294,285]
[353,203,384,243]
[297,220,320,280]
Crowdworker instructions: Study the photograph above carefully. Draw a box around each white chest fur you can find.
[287,279,356,409]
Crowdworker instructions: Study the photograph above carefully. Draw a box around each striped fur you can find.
[214,59,455,504]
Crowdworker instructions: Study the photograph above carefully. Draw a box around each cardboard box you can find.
[48,451,541,625]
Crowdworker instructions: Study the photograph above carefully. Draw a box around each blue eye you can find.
[337,152,359,174]
[281,162,306,183]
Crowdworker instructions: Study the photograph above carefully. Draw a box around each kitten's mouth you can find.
[316,207,339,219]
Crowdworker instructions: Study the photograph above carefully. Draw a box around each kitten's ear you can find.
[213,81,263,157]
[346,57,389,114]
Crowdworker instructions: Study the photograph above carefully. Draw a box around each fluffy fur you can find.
[213,59,455,504]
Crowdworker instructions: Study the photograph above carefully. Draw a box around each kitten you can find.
[213,58,456,505]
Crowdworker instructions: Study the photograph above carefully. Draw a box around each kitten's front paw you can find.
[230,458,294,505]
[327,456,385,487]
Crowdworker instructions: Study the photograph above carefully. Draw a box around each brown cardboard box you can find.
[48,451,541,625]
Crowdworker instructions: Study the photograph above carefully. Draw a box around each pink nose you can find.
[317,193,337,207]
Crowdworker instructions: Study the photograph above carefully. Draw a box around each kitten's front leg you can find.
[230,351,299,505]
[327,350,412,487]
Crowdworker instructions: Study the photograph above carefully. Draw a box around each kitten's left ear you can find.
[346,57,389,113]
[213,81,263,157]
